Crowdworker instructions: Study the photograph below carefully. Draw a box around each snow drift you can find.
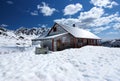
[0,46,120,81]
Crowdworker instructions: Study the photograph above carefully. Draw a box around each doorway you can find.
[57,39,62,51]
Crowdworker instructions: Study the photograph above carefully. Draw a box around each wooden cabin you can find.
[32,23,101,51]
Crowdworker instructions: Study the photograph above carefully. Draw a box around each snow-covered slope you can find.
[0,31,33,47]
[15,27,50,35]
[102,39,120,47]
[0,27,49,46]
[0,46,120,81]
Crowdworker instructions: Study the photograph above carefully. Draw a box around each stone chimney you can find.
[73,24,75,27]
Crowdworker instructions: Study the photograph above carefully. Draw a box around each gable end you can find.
[47,23,67,36]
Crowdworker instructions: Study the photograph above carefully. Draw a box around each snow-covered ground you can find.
[0,46,120,81]
[0,32,37,47]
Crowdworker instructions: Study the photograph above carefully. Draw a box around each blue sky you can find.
[0,0,120,39]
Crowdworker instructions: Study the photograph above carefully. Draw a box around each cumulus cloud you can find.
[79,7,104,20]
[107,1,119,8]
[89,12,119,27]
[54,0,120,35]
[54,11,120,34]
[90,0,118,8]
[55,18,79,24]
[107,31,119,35]
[41,24,48,28]
[54,18,81,27]
[64,3,83,16]
[55,7,104,28]
[113,23,120,30]
[37,2,57,16]
[6,1,14,5]
[93,26,110,34]
[30,10,38,16]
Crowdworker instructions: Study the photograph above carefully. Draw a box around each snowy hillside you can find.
[0,27,49,46]
[0,46,120,81]
[0,26,120,81]
[102,39,120,47]
[0,30,34,46]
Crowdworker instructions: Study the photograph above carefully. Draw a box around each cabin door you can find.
[87,39,89,45]
[57,39,61,51]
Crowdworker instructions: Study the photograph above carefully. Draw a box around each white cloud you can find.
[93,26,110,34]
[79,7,104,20]
[37,24,48,27]
[64,3,83,16]
[30,10,38,16]
[37,2,56,16]
[54,2,120,35]
[107,31,119,35]
[90,0,118,8]
[54,12,120,34]
[55,5,98,27]
[54,18,81,27]
[6,1,14,5]
[107,1,119,8]
[113,23,120,30]
[62,7,103,29]
[0,24,8,27]
[89,12,119,27]
[41,24,47,28]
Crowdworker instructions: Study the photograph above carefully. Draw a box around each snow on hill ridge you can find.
[0,46,120,81]
[101,39,120,47]
[0,27,49,46]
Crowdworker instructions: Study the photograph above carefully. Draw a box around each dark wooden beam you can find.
[52,39,54,51]
[74,38,77,48]
[47,23,58,36]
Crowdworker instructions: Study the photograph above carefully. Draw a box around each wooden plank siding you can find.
[54,37,101,51]
[76,38,100,47]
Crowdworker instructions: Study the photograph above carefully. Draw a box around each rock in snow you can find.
[0,46,120,81]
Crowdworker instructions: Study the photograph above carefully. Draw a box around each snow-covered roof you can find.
[59,23,101,39]
[36,33,68,40]
[33,23,101,40]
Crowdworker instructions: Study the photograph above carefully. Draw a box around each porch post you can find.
[97,40,98,46]
[52,39,54,51]
[98,39,101,46]
[96,40,98,46]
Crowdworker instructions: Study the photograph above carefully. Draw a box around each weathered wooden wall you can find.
[48,24,66,36]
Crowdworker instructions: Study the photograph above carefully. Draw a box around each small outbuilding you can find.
[32,23,101,51]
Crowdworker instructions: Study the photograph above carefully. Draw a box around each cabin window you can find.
[97,40,101,44]
[83,39,87,43]
[62,37,66,43]
[53,27,57,32]
[83,39,87,45]
[94,40,98,44]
